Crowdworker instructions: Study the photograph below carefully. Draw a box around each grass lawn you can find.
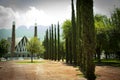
[16,60,45,64]
[95,59,120,67]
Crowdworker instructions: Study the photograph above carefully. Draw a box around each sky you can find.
[0,0,120,29]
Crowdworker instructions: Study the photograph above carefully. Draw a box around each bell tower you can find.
[34,23,37,37]
[11,21,16,55]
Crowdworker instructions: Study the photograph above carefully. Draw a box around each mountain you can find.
[0,25,48,41]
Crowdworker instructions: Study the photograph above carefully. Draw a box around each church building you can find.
[10,22,38,57]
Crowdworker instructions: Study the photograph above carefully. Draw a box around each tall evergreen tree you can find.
[71,0,77,65]
[81,0,96,79]
[57,22,60,61]
[76,0,82,67]
[48,29,50,59]
[65,37,69,63]
[54,25,57,61]
[49,27,52,59]
[69,36,72,64]
[51,24,54,60]
[46,29,49,59]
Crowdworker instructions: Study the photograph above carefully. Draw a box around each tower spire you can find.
[34,22,37,37]
[11,21,16,55]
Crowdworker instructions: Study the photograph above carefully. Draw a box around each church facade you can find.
[10,21,38,57]
[14,36,30,57]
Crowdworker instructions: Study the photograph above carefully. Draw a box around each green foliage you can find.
[16,60,44,64]
[57,22,60,61]
[94,14,111,34]
[94,14,110,62]
[95,59,120,67]
[62,20,72,39]
[71,0,77,65]
[111,8,120,31]
[94,8,120,60]
[26,37,45,63]
[0,39,10,58]
[26,37,45,54]
[62,19,73,63]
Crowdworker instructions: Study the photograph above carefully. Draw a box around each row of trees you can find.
[62,0,96,79]
[43,0,96,80]
[43,23,64,61]
[43,0,120,80]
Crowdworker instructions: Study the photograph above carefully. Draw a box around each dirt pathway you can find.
[95,66,120,80]
[0,60,120,80]
[0,60,86,80]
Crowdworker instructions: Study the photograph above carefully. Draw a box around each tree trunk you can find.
[31,53,33,63]
[54,26,57,61]
[66,37,69,63]
[96,47,101,63]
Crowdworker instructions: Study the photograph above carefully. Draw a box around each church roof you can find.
[15,36,29,53]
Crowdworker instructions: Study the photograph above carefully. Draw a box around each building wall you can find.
[15,36,30,57]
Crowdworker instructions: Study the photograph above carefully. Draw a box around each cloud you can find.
[15,6,53,28]
[0,0,70,13]
[94,0,120,16]
[0,5,61,29]
[0,5,72,29]
[0,5,15,29]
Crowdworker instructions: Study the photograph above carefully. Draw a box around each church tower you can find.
[11,21,16,55]
[34,23,37,37]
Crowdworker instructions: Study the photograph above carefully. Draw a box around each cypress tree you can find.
[76,0,83,68]
[43,30,48,59]
[66,37,69,63]
[81,0,96,79]
[54,25,57,61]
[48,29,50,59]
[69,36,72,64]
[71,0,77,65]
[57,22,60,61]
[49,27,52,60]
[46,29,49,59]
[51,24,54,60]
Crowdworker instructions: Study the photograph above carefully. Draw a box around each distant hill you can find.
[0,25,49,41]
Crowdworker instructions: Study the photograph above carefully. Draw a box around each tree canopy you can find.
[26,37,45,62]
[0,39,10,58]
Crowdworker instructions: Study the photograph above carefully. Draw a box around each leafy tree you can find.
[0,39,10,59]
[94,14,110,62]
[26,37,44,63]
[110,8,120,59]
[62,20,72,63]
[62,20,72,39]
